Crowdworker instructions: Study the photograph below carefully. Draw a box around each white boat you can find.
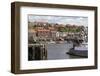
[49,40,56,44]
[67,42,88,57]
[75,42,88,51]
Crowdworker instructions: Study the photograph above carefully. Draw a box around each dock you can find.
[28,43,47,60]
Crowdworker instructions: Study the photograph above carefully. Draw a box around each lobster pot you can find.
[28,44,47,60]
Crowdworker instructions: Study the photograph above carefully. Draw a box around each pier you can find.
[28,44,47,60]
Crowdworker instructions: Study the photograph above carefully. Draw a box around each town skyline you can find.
[28,15,88,26]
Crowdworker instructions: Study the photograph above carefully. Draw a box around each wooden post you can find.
[28,44,47,60]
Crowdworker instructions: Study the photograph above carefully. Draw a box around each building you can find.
[28,29,36,43]
[49,27,57,40]
[59,32,67,37]
[37,29,50,39]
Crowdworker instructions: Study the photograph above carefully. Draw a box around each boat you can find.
[67,42,88,57]
[49,40,56,44]
[56,38,64,44]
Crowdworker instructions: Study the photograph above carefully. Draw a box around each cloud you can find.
[28,15,88,26]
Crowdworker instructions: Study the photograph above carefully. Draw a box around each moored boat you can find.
[67,42,88,57]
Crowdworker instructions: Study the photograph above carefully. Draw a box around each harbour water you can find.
[46,42,84,60]
[28,42,86,61]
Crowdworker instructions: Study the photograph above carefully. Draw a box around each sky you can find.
[28,15,88,26]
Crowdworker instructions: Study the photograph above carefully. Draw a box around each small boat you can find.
[67,42,88,57]
[56,38,65,44]
[49,40,56,44]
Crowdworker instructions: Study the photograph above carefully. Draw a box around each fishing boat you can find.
[67,42,88,57]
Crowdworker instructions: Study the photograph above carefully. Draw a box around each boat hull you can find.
[67,48,88,57]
